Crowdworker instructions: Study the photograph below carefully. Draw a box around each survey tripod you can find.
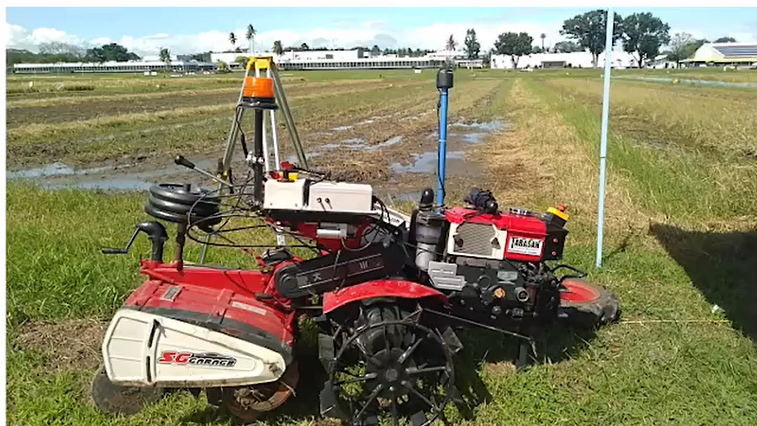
[199,56,309,262]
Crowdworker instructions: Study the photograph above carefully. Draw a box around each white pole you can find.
[267,68,281,170]
[596,8,614,269]
[255,66,271,173]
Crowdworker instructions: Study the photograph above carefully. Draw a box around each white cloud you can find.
[5,23,85,51]
[6,19,755,58]
[668,26,757,44]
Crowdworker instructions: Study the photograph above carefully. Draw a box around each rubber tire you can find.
[145,183,221,226]
[147,196,218,218]
[559,280,621,329]
[149,183,221,205]
[91,365,162,416]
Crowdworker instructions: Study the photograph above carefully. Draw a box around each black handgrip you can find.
[174,155,195,169]
[101,248,127,254]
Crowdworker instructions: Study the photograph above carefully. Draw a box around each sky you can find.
[6,7,757,57]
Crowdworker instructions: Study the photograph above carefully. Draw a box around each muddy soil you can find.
[8,115,511,205]
[6,80,394,128]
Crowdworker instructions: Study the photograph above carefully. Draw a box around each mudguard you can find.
[102,309,287,388]
[322,279,448,314]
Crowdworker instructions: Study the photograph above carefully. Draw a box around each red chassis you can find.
[126,257,451,346]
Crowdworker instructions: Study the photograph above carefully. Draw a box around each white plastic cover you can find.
[102,309,287,388]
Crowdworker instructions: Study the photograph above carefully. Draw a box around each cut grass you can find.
[528,77,757,224]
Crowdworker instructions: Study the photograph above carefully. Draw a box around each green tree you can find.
[621,12,671,68]
[493,32,533,68]
[553,40,583,53]
[246,24,256,54]
[84,43,140,63]
[38,42,86,59]
[189,52,211,62]
[370,45,381,56]
[540,33,546,51]
[446,34,457,51]
[714,36,736,43]
[159,47,171,69]
[229,32,237,50]
[482,51,492,67]
[273,40,284,55]
[300,42,310,51]
[560,9,623,67]
[464,28,481,59]
[667,32,697,67]
[668,33,709,67]
[235,56,249,67]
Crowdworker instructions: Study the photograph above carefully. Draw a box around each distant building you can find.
[490,51,640,69]
[455,59,484,69]
[683,42,757,66]
[12,60,216,74]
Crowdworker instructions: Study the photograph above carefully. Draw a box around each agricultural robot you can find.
[93,58,620,425]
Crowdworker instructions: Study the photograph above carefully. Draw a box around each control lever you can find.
[101,221,168,262]
[174,155,234,188]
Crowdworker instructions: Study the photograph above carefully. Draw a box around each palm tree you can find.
[446,34,457,51]
[540,33,546,51]
[159,47,171,70]
[445,34,457,66]
[229,32,237,51]
[273,40,284,56]
[246,24,256,55]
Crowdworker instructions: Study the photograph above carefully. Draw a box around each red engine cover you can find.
[444,207,549,262]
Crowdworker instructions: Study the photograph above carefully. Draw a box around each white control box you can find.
[263,179,374,214]
[305,181,373,213]
[263,179,307,210]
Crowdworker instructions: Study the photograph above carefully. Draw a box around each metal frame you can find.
[200,56,309,262]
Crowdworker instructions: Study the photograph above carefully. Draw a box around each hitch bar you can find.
[421,308,533,343]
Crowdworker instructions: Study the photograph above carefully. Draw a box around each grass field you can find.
[6,67,757,426]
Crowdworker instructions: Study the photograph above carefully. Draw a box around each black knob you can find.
[419,188,434,211]
[174,155,195,169]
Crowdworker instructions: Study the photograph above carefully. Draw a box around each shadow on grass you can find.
[179,320,600,425]
[650,222,757,343]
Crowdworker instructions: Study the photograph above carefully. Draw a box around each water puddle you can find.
[391,151,464,174]
[7,161,130,179]
[451,119,508,132]
[7,156,220,192]
[462,133,488,144]
[41,177,155,191]
[309,136,403,154]
[619,76,757,89]
[10,116,510,192]
[368,136,403,151]
[342,138,367,145]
